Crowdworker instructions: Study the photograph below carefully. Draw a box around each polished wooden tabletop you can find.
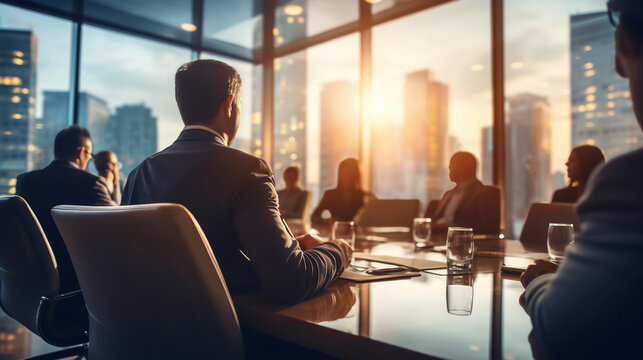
[0,234,544,359]
[234,235,544,360]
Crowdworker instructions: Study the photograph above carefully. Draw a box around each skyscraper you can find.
[319,80,358,193]
[570,12,641,158]
[506,93,552,237]
[251,0,307,185]
[35,91,110,170]
[403,69,449,203]
[481,126,493,185]
[0,29,37,195]
[110,103,157,176]
[371,116,406,199]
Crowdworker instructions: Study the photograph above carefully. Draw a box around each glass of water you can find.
[413,217,432,248]
[446,227,474,270]
[332,221,356,263]
[547,223,574,264]
[446,274,474,316]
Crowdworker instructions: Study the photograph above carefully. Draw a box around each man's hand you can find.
[296,233,325,250]
[328,238,353,266]
[520,260,558,288]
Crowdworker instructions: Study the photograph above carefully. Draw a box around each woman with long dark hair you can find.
[552,145,605,203]
[311,158,372,227]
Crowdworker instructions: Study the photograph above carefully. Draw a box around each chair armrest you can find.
[37,290,89,346]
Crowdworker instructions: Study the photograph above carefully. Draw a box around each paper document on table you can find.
[340,267,420,282]
[354,253,446,270]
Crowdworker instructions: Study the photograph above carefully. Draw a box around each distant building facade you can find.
[319,80,358,193]
[571,12,641,158]
[0,29,37,195]
[506,93,552,237]
[110,104,157,176]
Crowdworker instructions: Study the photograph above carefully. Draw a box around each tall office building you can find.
[481,126,493,185]
[371,116,406,199]
[571,12,641,158]
[319,80,358,193]
[110,103,157,176]
[403,69,449,203]
[0,29,37,195]
[506,93,552,237]
[251,0,307,185]
[34,91,110,170]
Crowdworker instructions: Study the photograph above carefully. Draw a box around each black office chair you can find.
[0,196,88,360]
[519,202,580,252]
[52,203,244,360]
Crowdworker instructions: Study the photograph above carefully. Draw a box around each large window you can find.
[0,4,72,195]
[272,34,359,210]
[371,0,492,210]
[79,25,191,178]
[504,0,620,237]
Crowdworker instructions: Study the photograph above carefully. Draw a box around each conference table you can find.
[234,232,548,360]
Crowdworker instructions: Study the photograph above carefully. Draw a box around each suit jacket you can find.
[16,159,114,292]
[122,129,346,304]
[551,185,581,203]
[428,179,500,235]
[524,147,643,358]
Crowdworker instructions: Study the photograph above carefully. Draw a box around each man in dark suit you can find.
[17,125,114,292]
[122,59,351,304]
[425,152,500,235]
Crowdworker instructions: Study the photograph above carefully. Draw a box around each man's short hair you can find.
[175,59,242,126]
[283,166,300,179]
[617,0,643,43]
[451,152,477,178]
[94,151,114,173]
[54,125,91,159]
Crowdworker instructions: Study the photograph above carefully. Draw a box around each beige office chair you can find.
[52,204,244,360]
[519,202,580,252]
[0,196,88,360]
[355,199,421,229]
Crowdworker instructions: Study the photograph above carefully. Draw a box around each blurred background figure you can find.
[425,152,500,235]
[277,166,310,220]
[94,150,122,205]
[551,145,605,203]
[311,158,373,229]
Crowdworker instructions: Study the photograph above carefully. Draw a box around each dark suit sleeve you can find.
[90,177,117,206]
[232,159,346,304]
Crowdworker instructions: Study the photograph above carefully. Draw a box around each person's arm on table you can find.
[233,159,350,305]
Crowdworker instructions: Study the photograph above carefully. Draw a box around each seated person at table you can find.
[277,166,310,220]
[16,125,114,292]
[551,145,605,203]
[311,158,373,228]
[94,150,122,205]
[520,1,643,357]
[122,59,350,304]
[424,152,500,235]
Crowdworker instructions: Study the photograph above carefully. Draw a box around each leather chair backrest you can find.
[0,196,59,334]
[52,203,243,360]
[356,199,421,228]
[519,202,580,252]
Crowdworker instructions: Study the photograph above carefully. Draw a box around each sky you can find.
[0,0,612,179]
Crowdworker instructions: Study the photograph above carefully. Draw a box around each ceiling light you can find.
[284,4,303,16]
[180,23,197,32]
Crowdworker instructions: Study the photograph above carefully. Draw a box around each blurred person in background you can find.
[551,145,605,203]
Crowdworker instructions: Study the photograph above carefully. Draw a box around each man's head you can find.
[283,166,301,189]
[611,0,643,128]
[175,59,242,145]
[54,125,92,170]
[448,152,477,184]
[94,151,119,176]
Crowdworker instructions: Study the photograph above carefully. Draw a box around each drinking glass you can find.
[547,223,574,264]
[413,217,432,247]
[446,227,474,270]
[332,221,356,263]
[446,274,474,316]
